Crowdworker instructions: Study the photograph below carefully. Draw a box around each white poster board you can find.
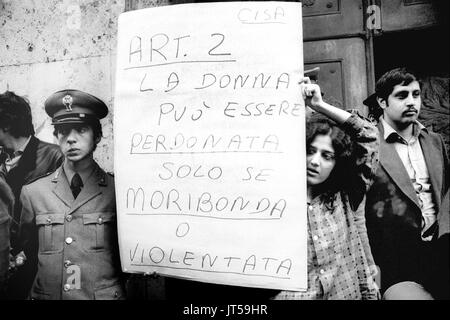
[114,1,307,291]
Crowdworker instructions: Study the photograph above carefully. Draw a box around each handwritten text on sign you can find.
[114,2,307,291]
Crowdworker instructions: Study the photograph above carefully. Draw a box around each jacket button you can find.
[63,284,71,292]
[114,291,119,298]
[46,217,52,225]
[65,237,73,244]
[64,260,72,268]
[66,215,72,222]
[97,217,103,224]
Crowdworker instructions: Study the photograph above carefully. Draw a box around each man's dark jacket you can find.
[5,135,63,299]
[0,177,14,298]
[365,122,449,299]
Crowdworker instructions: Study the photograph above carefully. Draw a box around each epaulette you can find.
[24,171,54,185]
[98,171,113,186]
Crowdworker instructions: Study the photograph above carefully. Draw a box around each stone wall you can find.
[0,0,170,172]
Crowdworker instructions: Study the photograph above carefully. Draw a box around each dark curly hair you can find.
[0,91,35,138]
[306,112,355,197]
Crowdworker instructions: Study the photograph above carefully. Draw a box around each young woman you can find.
[274,79,380,299]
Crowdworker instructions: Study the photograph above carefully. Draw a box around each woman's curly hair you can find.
[306,112,356,197]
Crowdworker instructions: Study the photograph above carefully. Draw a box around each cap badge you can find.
[62,95,73,112]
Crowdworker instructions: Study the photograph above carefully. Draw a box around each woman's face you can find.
[306,134,336,186]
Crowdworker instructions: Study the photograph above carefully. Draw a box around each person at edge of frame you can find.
[153,77,381,300]
[0,175,14,299]
[0,91,63,299]
[363,67,449,300]
[16,89,126,300]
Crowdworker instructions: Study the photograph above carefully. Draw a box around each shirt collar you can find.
[63,161,96,186]
[2,136,32,170]
[16,135,32,155]
[6,136,32,159]
[381,117,427,143]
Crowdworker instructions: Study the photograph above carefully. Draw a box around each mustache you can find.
[403,108,418,114]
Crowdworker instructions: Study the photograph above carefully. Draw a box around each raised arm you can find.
[300,77,351,124]
[301,77,379,208]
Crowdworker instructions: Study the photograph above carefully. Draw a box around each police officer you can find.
[18,89,125,300]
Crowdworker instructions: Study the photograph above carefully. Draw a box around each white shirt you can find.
[4,136,32,172]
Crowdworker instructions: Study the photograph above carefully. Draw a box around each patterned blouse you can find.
[273,112,380,300]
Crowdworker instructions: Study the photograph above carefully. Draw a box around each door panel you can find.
[380,0,438,31]
[304,38,368,113]
[302,0,364,40]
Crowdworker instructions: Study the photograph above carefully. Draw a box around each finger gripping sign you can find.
[114,1,307,291]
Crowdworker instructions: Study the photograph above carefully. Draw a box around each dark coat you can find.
[19,163,125,300]
[6,136,63,240]
[365,122,449,298]
[5,135,63,299]
[0,177,14,297]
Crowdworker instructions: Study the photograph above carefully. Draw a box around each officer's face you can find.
[56,124,96,163]
[378,81,421,131]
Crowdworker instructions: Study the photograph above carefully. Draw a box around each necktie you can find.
[70,173,83,199]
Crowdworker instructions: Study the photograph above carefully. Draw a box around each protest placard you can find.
[114,1,307,291]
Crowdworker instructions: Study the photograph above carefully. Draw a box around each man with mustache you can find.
[17,89,125,299]
[364,68,449,299]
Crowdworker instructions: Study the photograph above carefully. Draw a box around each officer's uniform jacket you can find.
[19,162,125,300]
